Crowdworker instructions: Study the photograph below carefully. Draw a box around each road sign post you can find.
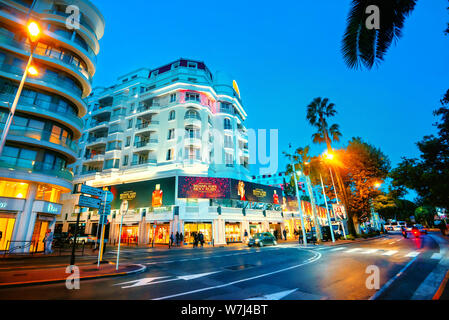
[97,191,113,267]
[116,200,128,271]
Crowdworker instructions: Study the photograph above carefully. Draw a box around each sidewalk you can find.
[0,262,146,288]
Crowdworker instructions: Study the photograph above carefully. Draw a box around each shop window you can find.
[0,180,29,199]
[35,185,62,203]
[183,222,212,244]
[0,217,16,251]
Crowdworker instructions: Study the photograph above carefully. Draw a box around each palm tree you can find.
[306,97,342,152]
[342,0,417,69]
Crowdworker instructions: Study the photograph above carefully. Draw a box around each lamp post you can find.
[0,21,41,156]
[319,173,335,242]
[289,144,307,245]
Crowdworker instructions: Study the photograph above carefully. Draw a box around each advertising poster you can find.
[332,204,347,220]
[230,179,283,204]
[108,177,175,211]
[178,176,231,199]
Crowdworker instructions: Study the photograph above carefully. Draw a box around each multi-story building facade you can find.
[0,0,104,253]
[59,59,289,246]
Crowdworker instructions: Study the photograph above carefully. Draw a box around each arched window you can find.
[184,109,201,120]
[224,118,232,130]
[169,110,176,121]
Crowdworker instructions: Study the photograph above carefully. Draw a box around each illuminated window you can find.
[35,185,62,203]
[0,180,29,199]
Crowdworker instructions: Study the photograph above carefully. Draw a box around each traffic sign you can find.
[76,184,105,198]
[105,191,114,203]
[77,195,101,209]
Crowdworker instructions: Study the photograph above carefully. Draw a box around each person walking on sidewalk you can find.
[199,231,204,247]
[193,232,198,248]
[169,232,174,248]
[283,229,287,241]
[175,232,180,246]
[244,229,249,244]
[179,232,184,246]
[44,229,53,254]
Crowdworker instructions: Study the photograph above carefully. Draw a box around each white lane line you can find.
[362,249,378,254]
[431,253,442,260]
[370,255,419,300]
[246,289,298,300]
[405,251,420,258]
[382,250,398,256]
[388,242,395,245]
[152,250,322,300]
[330,247,347,252]
[345,248,362,253]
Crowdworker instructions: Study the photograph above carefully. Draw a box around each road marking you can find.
[431,253,442,260]
[246,289,298,300]
[405,251,420,258]
[369,255,419,300]
[388,242,395,245]
[382,250,398,256]
[362,249,378,254]
[152,249,322,300]
[118,271,221,288]
[330,247,347,252]
[345,248,362,253]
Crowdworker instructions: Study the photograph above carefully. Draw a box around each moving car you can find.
[413,224,427,234]
[248,232,277,247]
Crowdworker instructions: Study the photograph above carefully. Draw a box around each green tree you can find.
[342,0,417,69]
[415,206,436,227]
[390,91,449,210]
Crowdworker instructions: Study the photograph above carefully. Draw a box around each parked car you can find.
[248,232,277,247]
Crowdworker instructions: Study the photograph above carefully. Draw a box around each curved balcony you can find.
[0,92,83,138]
[2,125,78,159]
[184,137,202,148]
[0,156,73,182]
[83,153,105,163]
[135,103,161,116]
[86,136,107,147]
[0,63,87,116]
[134,139,158,151]
[0,32,92,93]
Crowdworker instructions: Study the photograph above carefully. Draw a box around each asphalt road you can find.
[0,232,447,300]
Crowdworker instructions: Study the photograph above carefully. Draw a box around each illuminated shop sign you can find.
[178,177,283,205]
[0,200,7,209]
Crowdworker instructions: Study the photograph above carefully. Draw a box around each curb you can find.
[433,269,449,300]
[0,264,146,289]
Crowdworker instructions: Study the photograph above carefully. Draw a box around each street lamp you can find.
[0,21,41,156]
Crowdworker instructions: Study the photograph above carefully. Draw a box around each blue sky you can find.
[92,0,448,179]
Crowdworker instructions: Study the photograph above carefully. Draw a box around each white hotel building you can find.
[59,59,289,246]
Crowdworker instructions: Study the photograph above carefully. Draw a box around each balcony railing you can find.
[136,102,160,113]
[134,139,158,148]
[0,92,83,129]
[87,136,107,144]
[135,121,159,130]
[0,156,73,181]
[131,159,157,166]
[1,125,77,153]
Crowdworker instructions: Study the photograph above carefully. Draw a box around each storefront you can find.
[147,222,170,244]
[269,222,282,238]
[225,222,241,243]
[121,224,139,244]
[0,213,16,251]
[249,222,263,236]
[184,222,212,244]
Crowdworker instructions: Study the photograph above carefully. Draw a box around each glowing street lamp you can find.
[0,21,41,156]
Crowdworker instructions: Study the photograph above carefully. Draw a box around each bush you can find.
[344,235,356,240]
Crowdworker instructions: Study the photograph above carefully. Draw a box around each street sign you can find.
[77,195,101,209]
[76,184,105,198]
[105,190,114,203]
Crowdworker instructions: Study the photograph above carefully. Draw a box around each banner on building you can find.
[177,176,283,205]
[108,177,175,211]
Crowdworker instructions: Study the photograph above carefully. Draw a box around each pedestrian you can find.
[193,232,198,248]
[244,229,249,244]
[175,231,180,246]
[44,229,53,254]
[199,231,204,247]
[283,229,287,241]
[179,232,184,246]
[273,230,278,240]
[169,232,174,248]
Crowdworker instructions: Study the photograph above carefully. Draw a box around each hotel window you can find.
[0,180,29,199]
[185,126,200,139]
[132,87,137,95]
[128,119,133,129]
[224,118,232,130]
[104,158,120,169]
[170,93,176,103]
[185,147,200,160]
[184,109,201,120]
[123,155,129,166]
[130,103,135,112]
[166,148,174,161]
[225,152,233,167]
[167,129,175,140]
[125,136,131,147]
[188,78,197,83]
[169,110,176,121]
[187,62,197,69]
[186,92,200,102]
[224,135,233,148]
